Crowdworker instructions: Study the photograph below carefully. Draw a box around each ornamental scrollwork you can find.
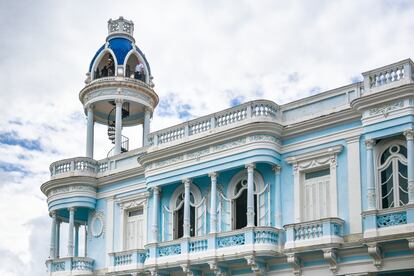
[90,211,105,238]
[157,244,181,257]
[368,100,404,117]
[217,233,246,248]
[376,212,407,228]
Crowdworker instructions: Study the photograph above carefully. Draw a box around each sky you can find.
[1,0,414,275]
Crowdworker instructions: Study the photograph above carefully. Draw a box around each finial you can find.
[107,16,135,42]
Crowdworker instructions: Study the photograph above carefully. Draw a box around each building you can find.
[41,17,414,276]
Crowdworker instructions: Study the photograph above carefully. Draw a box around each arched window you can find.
[226,170,269,230]
[125,52,147,82]
[93,52,116,79]
[377,141,408,209]
[174,191,195,238]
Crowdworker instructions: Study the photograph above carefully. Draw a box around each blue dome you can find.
[89,37,151,75]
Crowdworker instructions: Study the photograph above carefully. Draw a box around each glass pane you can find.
[381,164,394,208]
[176,206,184,239]
[235,189,247,229]
[128,208,143,217]
[305,168,330,179]
[380,147,391,164]
[398,161,408,205]
[190,206,195,237]
[399,145,407,158]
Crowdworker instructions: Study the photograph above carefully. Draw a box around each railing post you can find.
[247,103,252,118]
[210,116,216,129]
[184,124,189,137]
[153,135,158,146]
[404,62,413,82]
[70,161,75,172]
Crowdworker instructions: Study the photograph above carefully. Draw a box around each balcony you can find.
[147,100,280,147]
[145,227,282,269]
[362,58,414,94]
[362,205,414,241]
[46,257,94,276]
[284,218,345,250]
[108,249,147,274]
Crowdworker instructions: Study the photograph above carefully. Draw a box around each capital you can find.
[365,139,375,149]
[68,207,76,212]
[86,104,94,112]
[153,186,160,194]
[182,178,191,187]
[245,163,255,172]
[273,165,281,174]
[404,129,414,140]
[50,211,57,218]
[115,97,123,105]
[208,172,218,180]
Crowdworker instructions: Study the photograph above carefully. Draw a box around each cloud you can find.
[2,1,414,275]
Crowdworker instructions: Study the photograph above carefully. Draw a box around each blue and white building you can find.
[41,17,414,276]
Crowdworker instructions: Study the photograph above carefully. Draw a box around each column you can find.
[74,224,79,257]
[143,107,151,146]
[152,187,160,243]
[273,166,282,228]
[56,219,61,258]
[67,207,75,256]
[183,179,191,238]
[49,211,57,259]
[84,223,88,257]
[404,129,414,203]
[114,98,123,155]
[86,104,94,158]
[365,139,376,210]
[209,172,218,233]
[246,164,255,227]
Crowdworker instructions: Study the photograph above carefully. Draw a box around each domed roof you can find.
[88,17,151,76]
[88,37,151,75]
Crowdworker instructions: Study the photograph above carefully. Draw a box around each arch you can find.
[124,50,150,83]
[90,48,118,80]
[375,138,408,209]
[169,183,203,238]
[227,169,266,229]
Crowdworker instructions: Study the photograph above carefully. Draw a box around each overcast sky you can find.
[1,0,414,275]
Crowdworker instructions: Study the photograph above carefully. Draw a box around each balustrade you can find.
[47,257,94,274]
[363,59,414,91]
[148,100,280,146]
[284,218,344,249]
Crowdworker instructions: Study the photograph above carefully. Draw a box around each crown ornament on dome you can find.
[107,16,135,42]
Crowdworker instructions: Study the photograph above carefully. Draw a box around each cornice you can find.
[79,77,159,107]
[351,83,414,111]
[97,166,145,186]
[141,121,282,166]
[285,145,344,164]
[40,176,97,196]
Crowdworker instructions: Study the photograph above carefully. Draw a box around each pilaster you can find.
[246,163,255,227]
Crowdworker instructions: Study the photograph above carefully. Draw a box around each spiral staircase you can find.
[107,101,130,157]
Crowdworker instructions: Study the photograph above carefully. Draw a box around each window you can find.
[126,208,145,249]
[225,170,269,231]
[93,51,116,79]
[377,142,408,209]
[162,183,205,241]
[302,169,330,221]
[233,178,258,229]
[286,145,343,223]
[174,192,196,239]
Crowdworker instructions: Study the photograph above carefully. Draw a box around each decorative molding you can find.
[245,256,267,276]
[285,145,343,166]
[323,248,338,274]
[365,139,375,149]
[366,243,382,268]
[404,129,414,140]
[367,100,404,117]
[146,135,278,170]
[208,261,228,276]
[48,185,95,197]
[286,253,301,276]
[90,211,105,238]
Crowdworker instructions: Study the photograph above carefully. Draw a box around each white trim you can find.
[124,49,150,82]
[90,48,119,80]
[346,138,362,234]
[286,145,343,222]
[105,197,114,266]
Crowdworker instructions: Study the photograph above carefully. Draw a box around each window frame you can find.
[374,139,408,209]
[286,145,343,223]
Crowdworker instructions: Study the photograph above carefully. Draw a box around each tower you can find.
[80,16,158,158]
